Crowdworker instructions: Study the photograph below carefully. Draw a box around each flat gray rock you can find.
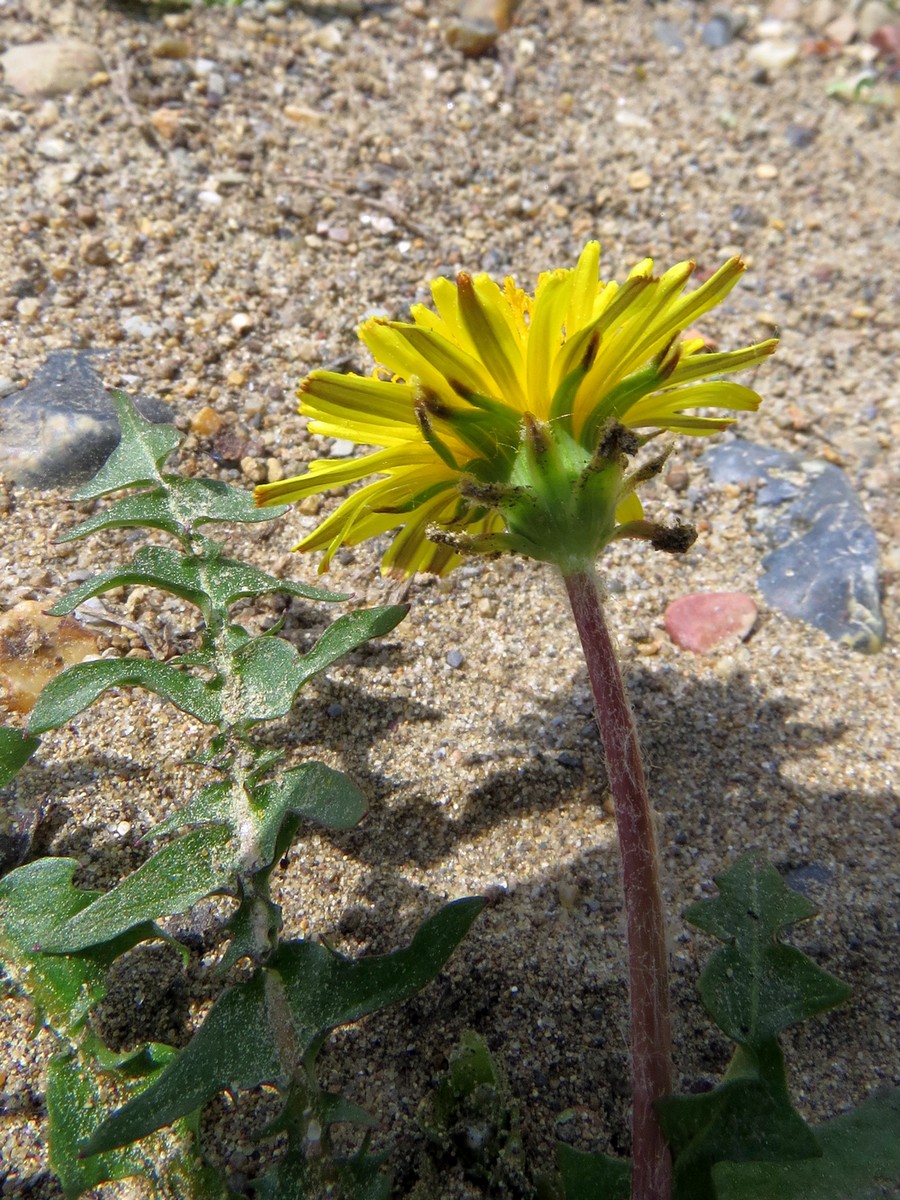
[0,351,173,489]
[705,439,885,653]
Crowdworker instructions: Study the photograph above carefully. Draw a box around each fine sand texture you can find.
[1,0,898,1195]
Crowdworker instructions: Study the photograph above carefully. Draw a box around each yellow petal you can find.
[615,491,644,523]
[664,339,778,388]
[458,272,527,407]
[526,270,570,417]
[566,240,602,331]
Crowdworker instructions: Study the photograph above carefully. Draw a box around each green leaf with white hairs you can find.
[50,545,339,618]
[555,1144,630,1200]
[713,1086,900,1200]
[82,897,484,1155]
[0,858,157,1037]
[60,477,292,545]
[293,604,409,688]
[69,390,182,500]
[41,825,234,953]
[28,658,221,735]
[245,763,368,870]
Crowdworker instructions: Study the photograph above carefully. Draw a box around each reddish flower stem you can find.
[563,567,673,1200]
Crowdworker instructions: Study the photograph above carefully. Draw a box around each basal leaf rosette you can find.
[257,243,775,577]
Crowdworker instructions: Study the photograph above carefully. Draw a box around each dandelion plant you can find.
[256,242,776,1200]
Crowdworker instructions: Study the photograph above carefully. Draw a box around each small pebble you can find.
[557,751,583,770]
[665,592,758,654]
[327,702,344,718]
[446,649,465,668]
[665,465,690,492]
[190,406,224,437]
[786,123,817,148]
[702,15,734,49]
[653,19,685,52]
[329,438,355,458]
[747,39,799,72]
[627,168,652,191]
[150,107,185,141]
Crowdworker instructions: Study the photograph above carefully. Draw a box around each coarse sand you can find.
[0,0,898,1195]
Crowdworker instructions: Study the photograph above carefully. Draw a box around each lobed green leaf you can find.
[83,897,484,1155]
[41,825,235,953]
[246,763,368,869]
[659,1040,820,1200]
[0,858,155,1037]
[713,1086,900,1200]
[293,605,409,689]
[555,1144,631,1200]
[48,1045,175,1198]
[28,658,221,735]
[253,1149,392,1200]
[225,635,306,725]
[69,390,181,500]
[684,853,851,1046]
[52,545,341,620]
[60,477,295,545]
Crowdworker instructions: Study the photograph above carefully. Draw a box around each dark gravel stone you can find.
[0,350,173,488]
[705,439,885,652]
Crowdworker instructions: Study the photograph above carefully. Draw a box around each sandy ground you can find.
[0,0,898,1195]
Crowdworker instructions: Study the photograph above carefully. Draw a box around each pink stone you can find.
[664,592,758,654]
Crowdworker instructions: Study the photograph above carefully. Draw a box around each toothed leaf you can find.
[83,897,483,1155]
[293,605,409,689]
[555,1143,631,1200]
[0,858,156,1037]
[41,825,234,953]
[28,659,221,735]
[684,853,851,1045]
[713,1087,900,1200]
[69,390,181,499]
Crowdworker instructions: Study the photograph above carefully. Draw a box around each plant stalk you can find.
[563,566,673,1200]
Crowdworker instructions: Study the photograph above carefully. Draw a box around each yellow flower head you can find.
[256,243,776,576]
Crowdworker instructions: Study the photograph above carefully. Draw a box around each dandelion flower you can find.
[256,243,775,576]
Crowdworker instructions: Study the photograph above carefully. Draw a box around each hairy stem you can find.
[563,566,673,1200]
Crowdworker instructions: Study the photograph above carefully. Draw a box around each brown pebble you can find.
[150,107,185,141]
[79,235,113,266]
[299,495,322,515]
[665,465,690,492]
[190,406,224,437]
[240,456,267,483]
[151,38,192,61]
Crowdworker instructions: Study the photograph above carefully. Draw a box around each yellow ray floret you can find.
[256,242,776,576]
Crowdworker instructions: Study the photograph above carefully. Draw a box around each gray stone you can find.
[653,19,686,52]
[705,440,885,653]
[702,14,735,49]
[0,40,103,98]
[0,351,173,489]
